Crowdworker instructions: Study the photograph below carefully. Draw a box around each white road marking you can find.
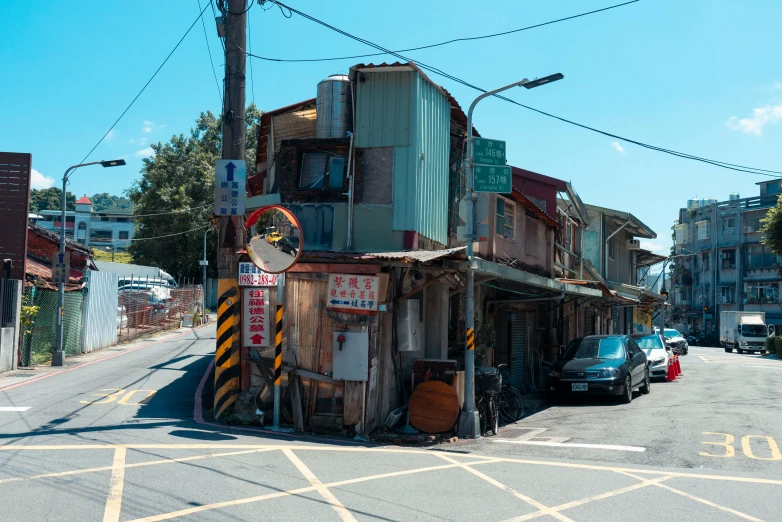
[493,439,646,452]
[0,407,30,412]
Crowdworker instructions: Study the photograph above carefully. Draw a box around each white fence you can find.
[81,270,119,353]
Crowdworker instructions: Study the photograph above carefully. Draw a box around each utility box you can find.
[332,331,369,381]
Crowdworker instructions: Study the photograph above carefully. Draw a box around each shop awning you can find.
[467,258,603,298]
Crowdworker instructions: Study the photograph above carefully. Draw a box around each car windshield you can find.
[287,237,299,247]
[569,338,626,360]
[635,335,664,354]
[741,324,767,336]
[664,329,681,338]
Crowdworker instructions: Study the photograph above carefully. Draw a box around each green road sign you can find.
[474,165,512,193]
[473,138,506,166]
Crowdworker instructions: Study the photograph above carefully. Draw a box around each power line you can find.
[130,224,211,241]
[130,203,213,218]
[77,2,211,166]
[265,1,782,177]
[252,0,640,63]
[198,0,223,107]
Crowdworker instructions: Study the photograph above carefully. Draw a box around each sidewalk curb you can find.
[0,323,212,392]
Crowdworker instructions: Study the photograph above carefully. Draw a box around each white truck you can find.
[720,311,769,354]
[94,261,177,288]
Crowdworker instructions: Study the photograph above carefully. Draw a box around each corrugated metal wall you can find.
[355,71,413,148]
[81,269,119,353]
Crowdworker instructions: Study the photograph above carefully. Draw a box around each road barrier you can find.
[666,357,677,382]
[117,285,203,344]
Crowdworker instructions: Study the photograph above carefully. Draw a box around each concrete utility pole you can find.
[213,0,247,419]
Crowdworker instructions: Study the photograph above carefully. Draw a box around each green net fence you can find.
[21,286,84,366]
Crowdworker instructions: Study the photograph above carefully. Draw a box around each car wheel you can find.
[725,346,733,353]
[640,370,650,395]
[621,377,633,404]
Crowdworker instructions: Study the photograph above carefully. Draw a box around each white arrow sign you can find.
[214,159,246,216]
[51,251,70,284]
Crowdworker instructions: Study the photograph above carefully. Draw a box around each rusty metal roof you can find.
[511,188,560,228]
[302,247,466,264]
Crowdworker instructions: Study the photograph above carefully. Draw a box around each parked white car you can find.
[654,327,689,355]
[633,333,672,380]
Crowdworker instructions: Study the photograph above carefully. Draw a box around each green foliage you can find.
[29,187,75,212]
[766,336,775,353]
[127,105,262,280]
[90,193,134,212]
[20,293,39,336]
[760,194,782,257]
[775,336,782,357]
[92,249,134,264]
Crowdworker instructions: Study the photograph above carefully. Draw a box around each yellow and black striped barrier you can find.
[214,282,240,419]
[274,304,283,386]
[466,327,475,351]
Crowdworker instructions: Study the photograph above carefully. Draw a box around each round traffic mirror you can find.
[245,205,303,274]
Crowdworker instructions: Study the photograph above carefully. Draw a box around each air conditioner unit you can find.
[626,239,641,250]
[720,253,728,259]
[743,226,753,234]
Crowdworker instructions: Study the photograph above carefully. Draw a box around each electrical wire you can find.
[218,0,254,16]
[77,2,211,166]
[265,1,782,178]
[129,224,211,241]
[198,0,223,107]
[128,203,214,217]
[252,0,639,63]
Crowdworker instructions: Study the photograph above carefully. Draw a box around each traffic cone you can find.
[675,355,682,376]
[677,355,683,376]
[666,357,677,382]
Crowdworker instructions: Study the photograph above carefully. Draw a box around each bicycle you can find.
[475,366,501,436]
[496,364,524,423]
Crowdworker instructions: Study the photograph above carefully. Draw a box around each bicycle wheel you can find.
[489,396,499,435]
[498,387,521,424]
[509,386,525,420]
[476,397,487,436]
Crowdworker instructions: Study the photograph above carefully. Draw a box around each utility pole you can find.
[201,229,209,322]
[213,0,246,420]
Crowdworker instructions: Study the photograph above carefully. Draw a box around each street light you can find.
[53,159,126,366]
[460,73,563,439]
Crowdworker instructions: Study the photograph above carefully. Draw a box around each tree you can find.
[127,105,262,280]
[91,193,134,212]
[761,194,782,256]
[29,187,75,212]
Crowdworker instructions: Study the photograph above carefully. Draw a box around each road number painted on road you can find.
[701,432,782,461]
[80,389,157,406]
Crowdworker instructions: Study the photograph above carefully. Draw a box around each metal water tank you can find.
[316,74,353,138]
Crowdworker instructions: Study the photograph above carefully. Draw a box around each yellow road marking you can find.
[0,448,275,485]
[80,389,126,404]
[618,471,765,522]
[698,356,711,363]
[283,448,357,522]
[504,475,673,522]
[117,390,157,406]
[700,432,736,458]
[125,458,501,521]
[102,447,126,522]
[435,454,573,522]
[741,435,782,461]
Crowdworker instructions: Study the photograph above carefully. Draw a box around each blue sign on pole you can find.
[214,159,246,216]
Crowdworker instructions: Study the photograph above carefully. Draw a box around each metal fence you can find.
[21,286,84,366]
[0,279,21,327]
[117,285,203,344]
[81,270,119,353]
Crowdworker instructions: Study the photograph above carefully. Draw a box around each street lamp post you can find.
[459,73,563,439]
[53,159,125,366]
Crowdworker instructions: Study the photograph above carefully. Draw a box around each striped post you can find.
[272,273,284,428]
[466,327,475,352]
[214,283,240,419]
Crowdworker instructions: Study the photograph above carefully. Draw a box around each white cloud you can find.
[773,82,782,91]
[726,105,782,136]
[30,168,55,189]
[142,120,155,133]
[128,138,135,144]
[106,129,116,142]
[640,241,668,255]
[135,147,154,158]
[139,137,148,145]
[609,141,626,154]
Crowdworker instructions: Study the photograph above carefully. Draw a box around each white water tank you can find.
[316,74,353,138]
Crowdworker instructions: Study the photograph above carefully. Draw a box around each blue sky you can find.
[1,0,780,255]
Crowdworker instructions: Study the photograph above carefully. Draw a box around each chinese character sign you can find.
[474,165,512,193]
[238,262,278,286]
[51,251,70,284]
[327,274,380,312]
[214,159,246,216]
[473,138,506,166]
[243,288,271,347]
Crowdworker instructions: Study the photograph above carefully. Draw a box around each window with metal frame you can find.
[495,197,515,240]
[298,151,346,190]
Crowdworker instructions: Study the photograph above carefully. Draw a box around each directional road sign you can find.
[474,165,512,193]
[51,251,70,284]
[473,138,506,166]
[214,159,246,216]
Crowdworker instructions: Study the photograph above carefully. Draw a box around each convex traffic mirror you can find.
[245,205,303,274]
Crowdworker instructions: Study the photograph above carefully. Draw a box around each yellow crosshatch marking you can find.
[0,443,779,522]
[80,389,157,406]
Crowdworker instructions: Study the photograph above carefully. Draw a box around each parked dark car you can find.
[277,236,300,257]
[547,335,650,403]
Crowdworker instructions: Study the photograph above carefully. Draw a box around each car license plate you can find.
[571,383,588,392]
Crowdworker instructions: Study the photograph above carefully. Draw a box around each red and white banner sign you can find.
[327,274,379,312]
[243,287,271,347]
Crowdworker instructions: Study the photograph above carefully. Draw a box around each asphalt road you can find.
[249,237,295,273]
[1,333,781,521]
